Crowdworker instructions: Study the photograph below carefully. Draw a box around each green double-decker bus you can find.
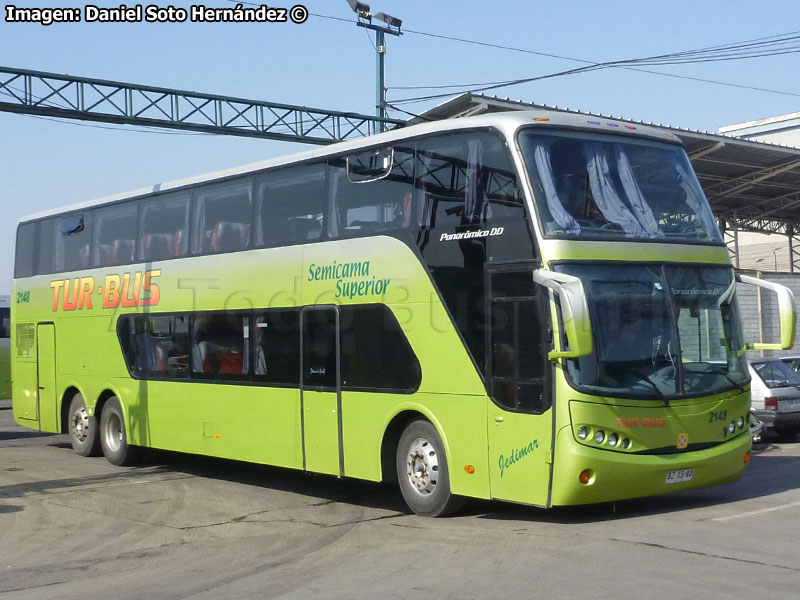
[11,111,795,516]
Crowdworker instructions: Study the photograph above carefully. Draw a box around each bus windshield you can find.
[519,129,722,244]
[555,263,748,400]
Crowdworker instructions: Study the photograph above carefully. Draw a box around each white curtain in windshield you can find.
[614,145,662,237]
[520,130,724,243]
[674,161,719,236]
[531,143,581,235]
[586,142,651,237]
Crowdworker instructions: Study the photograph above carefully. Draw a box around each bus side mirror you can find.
[533,269,593,360]
[737,274,796,350]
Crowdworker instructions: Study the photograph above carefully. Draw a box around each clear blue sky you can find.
[2,0,800,292]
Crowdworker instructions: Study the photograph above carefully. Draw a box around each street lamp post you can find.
[346,1,402,132]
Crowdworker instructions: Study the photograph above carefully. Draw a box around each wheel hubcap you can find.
[104,412,123,453]
[70,407,89,442]
[406,438,439,496]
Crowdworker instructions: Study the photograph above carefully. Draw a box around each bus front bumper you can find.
[550,427,751,507]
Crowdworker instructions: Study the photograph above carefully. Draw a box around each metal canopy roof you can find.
[411,93,800,270]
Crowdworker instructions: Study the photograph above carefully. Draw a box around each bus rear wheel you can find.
[396,419,464,517]
[68,394,101,457]
[99,397,139,466]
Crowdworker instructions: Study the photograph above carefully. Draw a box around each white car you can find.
[749,359,800,436]
[749,409,764,443]
[779,356,800,372]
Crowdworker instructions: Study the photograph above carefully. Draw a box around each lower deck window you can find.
[119,314,190,379]
[191,313,248,378]
[117,305,420,393]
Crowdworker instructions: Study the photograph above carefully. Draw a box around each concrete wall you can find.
[746,129,800,148]
[737,271,800,360]
[719,112,800,148]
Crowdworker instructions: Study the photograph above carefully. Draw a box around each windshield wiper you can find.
[690,363,745,393]
[610,362,670,406]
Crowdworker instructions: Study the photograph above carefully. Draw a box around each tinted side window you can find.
[302,308,337,389]
[120,309,300,385]
[14,223,35,278]
[328,145,416,238]
[488,269,549,413]
[55,212,93,272]
[119,314,190,379]
[253,309,299,385]
[17,219,57,276]
[256,164,326,247]
[194,179,253,254]
[140,193,190,261]
[36,219,55,275]
[0,308,9,338]
[415,133,525,229]
[191,312,249,379]
[92,202,138,267]
[340,304,420,392]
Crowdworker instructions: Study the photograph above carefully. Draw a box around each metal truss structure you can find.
[0,66,404,145]
[700,154,800,271]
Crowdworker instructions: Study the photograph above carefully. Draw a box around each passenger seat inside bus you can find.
[210,222,249,252]
[111,239,136,264]
[286,217,321,241]
[174,230,185,256]
[96,244,113,266]
[78,244,91,269]
[141,233,176,260]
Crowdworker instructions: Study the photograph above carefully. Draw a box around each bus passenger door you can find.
[485,266,554,507]
[36,323,58,432]
[300,306,343,477]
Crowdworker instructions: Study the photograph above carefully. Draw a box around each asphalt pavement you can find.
[2,398,799,599]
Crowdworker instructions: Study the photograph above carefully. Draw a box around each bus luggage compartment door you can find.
[36,322,58,432]
[300,307,343,477]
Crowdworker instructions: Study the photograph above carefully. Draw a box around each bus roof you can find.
[19,109,681,224]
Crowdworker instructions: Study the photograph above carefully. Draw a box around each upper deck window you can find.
[256,164,326,247]
[194,180,253,254]
[14,223,35,278]
[415,133,525,230]
[140,193,190,261]
[92,202,137,267]
[55,212,93,272]
[327,145,415,238]
[519,129,722,244]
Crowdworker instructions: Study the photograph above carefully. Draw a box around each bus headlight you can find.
[577,427,588,440]
[621,438,631,449]
[737,417,745,429]
[594,430,605,444]
[728,422,736,434]
[608,433,619,447]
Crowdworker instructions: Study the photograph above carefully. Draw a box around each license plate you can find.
[665,468,694,484]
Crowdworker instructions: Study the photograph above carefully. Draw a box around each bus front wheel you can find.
[67,394,101,457]
[99,397,139,466]
[396,420,464,517]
